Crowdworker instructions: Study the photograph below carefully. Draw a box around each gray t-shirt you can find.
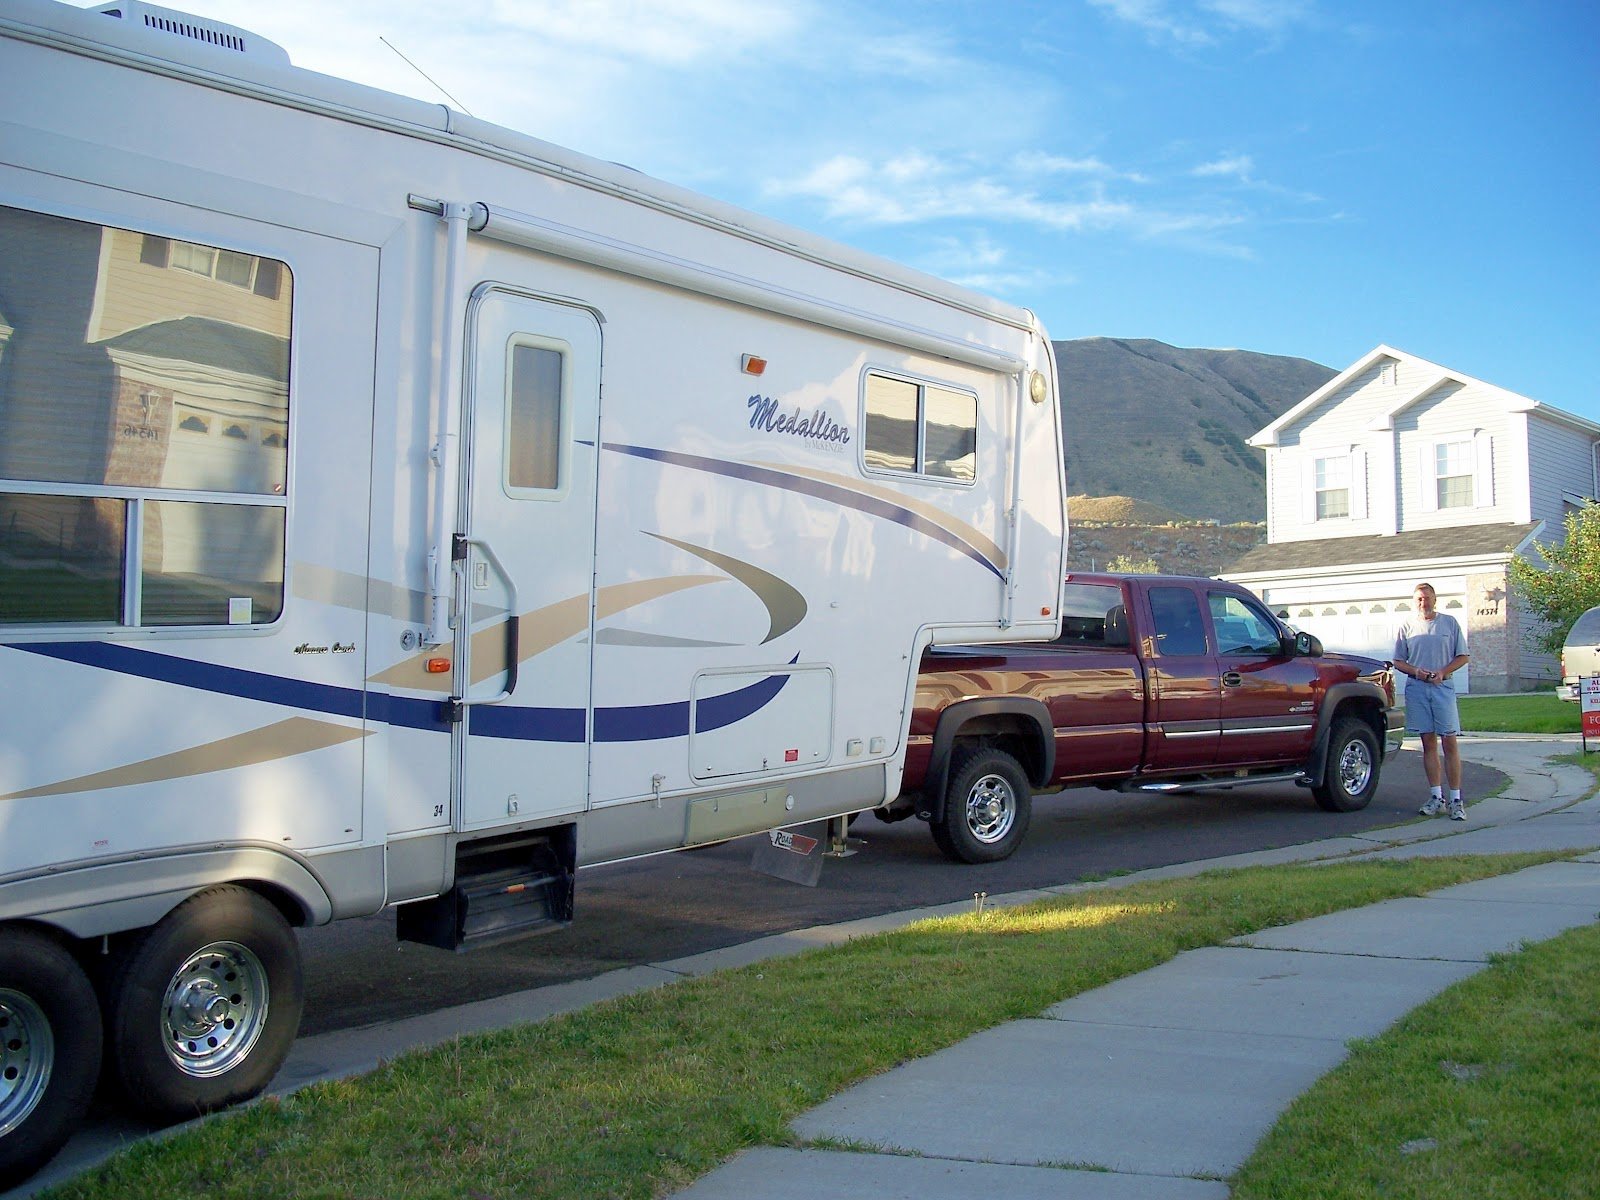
[1394,612,1467,680]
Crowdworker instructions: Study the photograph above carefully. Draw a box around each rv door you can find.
[453,288,602,830]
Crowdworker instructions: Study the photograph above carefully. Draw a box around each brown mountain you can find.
[1053,337,1336,523]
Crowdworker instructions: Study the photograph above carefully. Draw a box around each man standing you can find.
[1393,582,1471,819]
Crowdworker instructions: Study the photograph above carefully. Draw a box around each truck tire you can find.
[1313,718,1380,812]
[106,886,303,1119]
[0,930,102,1188]
[932,746,1033,864]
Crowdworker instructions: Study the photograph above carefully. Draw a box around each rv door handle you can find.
[1221,671,1243,688]
[457,537,519,705]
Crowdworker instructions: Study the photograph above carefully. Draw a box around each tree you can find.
[1508,500,1600,656]
[1105,553,1162,574]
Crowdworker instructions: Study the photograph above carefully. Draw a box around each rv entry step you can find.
[396,828,576,951]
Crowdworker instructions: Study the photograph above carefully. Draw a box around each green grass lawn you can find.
[45,853,1587,1200]
[1234,919,1600,1200]
[1456,691,1579,734]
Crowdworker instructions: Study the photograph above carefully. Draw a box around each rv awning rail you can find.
[408,197,1028,376]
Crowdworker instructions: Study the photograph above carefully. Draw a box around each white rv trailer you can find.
[0,0,1066,1178]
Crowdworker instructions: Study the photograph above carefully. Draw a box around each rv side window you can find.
[504,338,566,495]
[862,371,977,483]
[0,204,290,629]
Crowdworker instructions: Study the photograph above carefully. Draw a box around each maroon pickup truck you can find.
[883,572,1402,863]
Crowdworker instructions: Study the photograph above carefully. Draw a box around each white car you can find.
[1556,605,1600,701]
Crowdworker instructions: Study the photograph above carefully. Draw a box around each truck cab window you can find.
[1207,591,1284,655]
[1149,586,1207,656]
[1056,582,1127,646]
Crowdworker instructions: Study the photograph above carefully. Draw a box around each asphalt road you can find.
[8,747,1503,1199]
[296,746,1501,1036]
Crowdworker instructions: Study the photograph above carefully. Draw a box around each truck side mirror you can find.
[1294,631,1323,657]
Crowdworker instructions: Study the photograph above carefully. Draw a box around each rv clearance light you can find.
[425,658,451,674]
[741,354,767,376]
[1029,370,1048,404]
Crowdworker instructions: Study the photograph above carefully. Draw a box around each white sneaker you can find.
[1448,799,1466,821]
[1419,796,1446,817]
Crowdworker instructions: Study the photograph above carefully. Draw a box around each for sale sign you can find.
[1582,675,1600,745]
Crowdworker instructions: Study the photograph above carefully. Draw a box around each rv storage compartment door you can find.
[690,665,833,779]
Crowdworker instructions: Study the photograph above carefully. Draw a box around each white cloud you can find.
[766,151,1259,260]
[1090,0,1317,47]
[1088,0,1216,46]
[1201,0,1314,33]
[482,0,805,66]
[768,153,1138,232]
[1014,151,1152,183]
[1193,154,1256,179]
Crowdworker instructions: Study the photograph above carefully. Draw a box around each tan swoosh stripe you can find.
[369,574,727,690]
[0,717,368,802]
[754,459,1007,568]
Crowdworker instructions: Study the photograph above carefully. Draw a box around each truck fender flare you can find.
[1304,683,1389,786]
[0,844,338,942]
[922,697,1055,822]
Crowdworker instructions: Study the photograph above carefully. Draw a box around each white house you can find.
[1224,345,1600,693]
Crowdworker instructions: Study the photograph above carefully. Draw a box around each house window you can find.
[863,371,977,482]
[1421,431,1492,512]
[0,203,291,628]
[1435,439,1474,508]
[159,236,266,293]
[1314,455,1350,519]
[1304,447,1366,524]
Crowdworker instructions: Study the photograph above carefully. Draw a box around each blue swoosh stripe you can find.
[8,643,795,745]
[602,442,1005,580]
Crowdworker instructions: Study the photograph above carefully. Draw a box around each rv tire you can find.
[107,886,303,1119]
[0,930,102,1188]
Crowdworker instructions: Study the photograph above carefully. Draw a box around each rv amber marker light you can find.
[425,658,451,674]
[741,354,767,375]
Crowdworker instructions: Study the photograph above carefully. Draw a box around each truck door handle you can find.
[1221,671,1243,688]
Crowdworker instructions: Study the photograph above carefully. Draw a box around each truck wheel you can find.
[1313,718,1380,812]
[932,746,1033,864]
[0,930,102,1188]
[106,887,303,1119]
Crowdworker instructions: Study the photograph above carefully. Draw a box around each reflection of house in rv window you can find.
[0,205,291,627]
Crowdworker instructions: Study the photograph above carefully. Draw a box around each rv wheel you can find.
[0,930,102,1188]
[107,886,303,1119]
[931,745,1033,864]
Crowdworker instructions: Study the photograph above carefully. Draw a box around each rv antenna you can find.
[379,35,474,115]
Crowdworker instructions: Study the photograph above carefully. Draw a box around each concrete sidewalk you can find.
[673,735,1600,1199]
[11,736,1598,1198]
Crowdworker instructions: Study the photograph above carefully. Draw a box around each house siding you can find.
[1527,415,1598,533]
[1394,381,1516,531]
[1267,357,1401,543]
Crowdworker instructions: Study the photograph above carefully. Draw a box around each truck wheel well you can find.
[1329,697,1386,748]
[947,720,1048,786]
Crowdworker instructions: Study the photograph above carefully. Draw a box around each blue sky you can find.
[75,0,1599,422]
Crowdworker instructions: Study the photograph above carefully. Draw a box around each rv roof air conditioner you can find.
[91,0,290,66]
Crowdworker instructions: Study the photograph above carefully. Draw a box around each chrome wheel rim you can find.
[1337,739,1373,796]
[965,773,1017,844]
[160,941,269,1079]
[0,988,54,1138]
